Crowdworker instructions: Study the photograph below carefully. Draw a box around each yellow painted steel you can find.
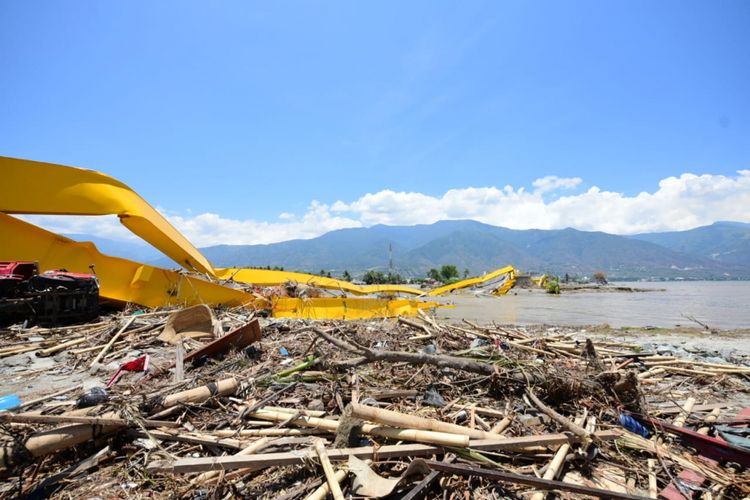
[215,268,423,296]
[0,156,215,275]
[425,265,517,296]
[0,213,257,308]
[0,214,436,317]
[271,296,438,320]
[1,156,425,297]
[0,156,452,315]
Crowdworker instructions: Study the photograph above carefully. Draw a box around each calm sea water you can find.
[435,281,750,329]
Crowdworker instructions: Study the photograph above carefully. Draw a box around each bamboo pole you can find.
[314,439,345,500]
[70,340,128,355]
[262,405,326,417]
[35,337,89,357]
[647,459,657,498]
[672,397,696,428]
[209,428,327,437]
[637,367,666,380]
[0,413,122,467]
[18,385,80,410]
[490,415,513,435]
[530,414,586,500]
[349,402,489,440]
[148,431,620,474]
[90,316,136,367]
[251,409,470,447]
[0,343,44,357]
[306,468,348,500]
[159,377,238,409]
[0,413,178,428]
[450,403,506,419]
[698,408,721,435]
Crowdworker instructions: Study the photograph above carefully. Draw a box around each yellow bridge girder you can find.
[0,155,509,317]
[1,156,214,275]
[214,268,424,296]
[426,265,517,296]
[0,213,257,308]
[0,213,439,318]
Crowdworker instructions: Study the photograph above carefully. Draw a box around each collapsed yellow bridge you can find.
[0,157,517,319]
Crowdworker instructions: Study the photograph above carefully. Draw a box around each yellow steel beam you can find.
[0,156,215,275]
[215,268,424,296]
[0,214,436,318]
[1,156,426,297]
[0,156,456,309]
[0,213,255,308]
[271,297,439,320]
[426,265,517,296]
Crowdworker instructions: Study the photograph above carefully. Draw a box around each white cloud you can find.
[17,171,750,247]
[165,201,362,246]
[532,175,583,193]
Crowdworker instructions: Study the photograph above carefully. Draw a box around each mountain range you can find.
[144,220,750,280]
[66,220,750,280]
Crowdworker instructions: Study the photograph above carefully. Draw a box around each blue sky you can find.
[2,1,749,245]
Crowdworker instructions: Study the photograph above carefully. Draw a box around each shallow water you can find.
[435,281,750,329]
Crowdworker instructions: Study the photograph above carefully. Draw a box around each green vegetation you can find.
[342,270,352,281]
[362,270,404,284]
[545,276,560,294]
[428,264,461,283]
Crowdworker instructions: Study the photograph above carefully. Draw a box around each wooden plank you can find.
[419,460,648,500]
[147,430,619,474]
[184,319,261,363]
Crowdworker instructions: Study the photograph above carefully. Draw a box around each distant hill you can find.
[629,222,750,267]
[65,220,750,280]
[190,220,750,279]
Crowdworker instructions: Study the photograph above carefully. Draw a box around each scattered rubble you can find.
[1,308,749,499]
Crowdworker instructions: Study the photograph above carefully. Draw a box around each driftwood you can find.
[525,389,592,442]
[307,327,499,376]
[308,326,635,409]
[417,460,647,500]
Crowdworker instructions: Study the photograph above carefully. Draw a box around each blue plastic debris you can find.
[279,347,289,356]
[619,413,650,438]
[0,394,21,411]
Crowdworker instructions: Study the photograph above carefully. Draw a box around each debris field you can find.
[1,306,749,499]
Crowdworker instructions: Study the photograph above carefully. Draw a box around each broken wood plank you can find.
[147,431,619,474]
